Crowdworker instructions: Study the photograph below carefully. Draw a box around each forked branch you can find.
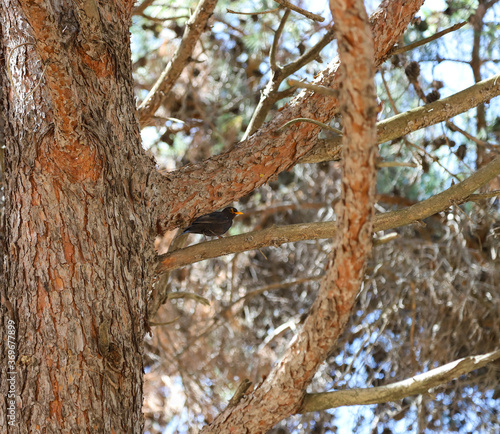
[157,154,500,274]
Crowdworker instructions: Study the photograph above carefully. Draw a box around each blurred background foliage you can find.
[131,0,500,432]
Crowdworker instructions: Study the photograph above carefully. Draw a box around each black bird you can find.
[181,207,243,238]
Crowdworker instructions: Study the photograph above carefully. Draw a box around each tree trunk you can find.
[1,2,157,431]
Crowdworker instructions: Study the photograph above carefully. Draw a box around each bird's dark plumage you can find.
[182,207,243,238]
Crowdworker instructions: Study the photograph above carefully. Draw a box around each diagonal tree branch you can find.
[280,26,337,78]
[446,119,499,149]
[390,21,467,56]
[374,153,500,231]
[242,22,336,140]
[299,72,500,163]
[154,0,426,234]
[156,154,500,274]
[273,0,325,22]
[201,0,378,429]
[132,0,155,15]
[300,349,500,412]
[270,9,291,71]
[137,0,218,124]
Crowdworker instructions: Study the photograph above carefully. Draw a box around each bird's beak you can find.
[234,211,243,215]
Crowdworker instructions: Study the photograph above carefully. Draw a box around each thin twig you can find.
[281,25,336,76]
[166,291,211,306]
[150,316,181,326]
[380,70,399,114]
[139,13,190,23]
[227,7,281,16]
[377,161,418,168]
[390,21,467,56]
[439,123,475,173]
[463,189,500,202]
[270,9,291,71]
[451,200,475,224]
[220,276,323,316]
[287,79,339,96]
[273,0,325,22]
[407,71,427,102]
[277,117,343,134]
[410,282,417,368]
[446,120,500,148]
[405,138,461,182]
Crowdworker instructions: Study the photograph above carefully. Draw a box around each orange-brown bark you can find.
[156,0,426,234]
[1,1,156,431]
[201,0,378,428]
[1,0,426,432]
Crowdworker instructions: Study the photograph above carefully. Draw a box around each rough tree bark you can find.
[0,0,425,432]
[154,0,426,233]
[201,0,378,429]
[0,0,157,431]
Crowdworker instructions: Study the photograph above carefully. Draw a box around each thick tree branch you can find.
[201,0,378,430]
[157,154,500,273]
[157,222,337,273]
[137,0,218,124]
[300,349,500,412]
[299,72,500,163]
[154,0,426,234]
[375,154,500,231]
